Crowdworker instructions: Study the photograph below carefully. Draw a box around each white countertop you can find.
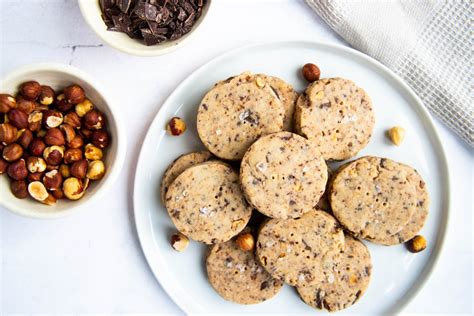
[1,0,472,314]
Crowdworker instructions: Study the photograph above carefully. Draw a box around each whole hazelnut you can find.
[29,138,46,156]
[406,235,427,253]
[388,126,406,146]
[53,188,64,199]
[7,158,28,180]
[166,117,186,136]
[64,148,83,164]
[16,96,36,114]
[60,124,76,143]
[0,158,8,174]
[28,172,44,182]
[302,63,321,82]
[42,110,63,128]
[0,94,17,113]
[67,135,84,149]
[11,180,28,199]
[27,156,47,173]
[86,160,105,180]
[79,128,93,139]
[84,143,103,160]
[84,110,105,130]
[17,128,33,148]
[63,177,85,200]
[20,81,41,101]
[235,232,255,252]
[43,169,63,191]
[55,94,73,112]
[28,181,49,201]
[59,164,70,178]
[64,84,85,105]
[63,112,81,129]
[7,109,28,129]
[170,232,189,252]
[44,128,65,146]
[0,123,18,145]
[43,145,64,165]
[75,99,94,117]
[39,85,55,105]
[91,130,110,149]
[28,111,43,132]
[70,159,88,179]
[2,143,23,162]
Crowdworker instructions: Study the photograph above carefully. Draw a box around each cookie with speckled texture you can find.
[206,234,284,304]
[160,151,213,203]
[379,164,429,245]
[295,78,375,161]
[256,210,345,287]
[329,156,417,243]
[197,73,285,160]
[297,235,372,312]
[240,132,328,219]
[165,161,252,244]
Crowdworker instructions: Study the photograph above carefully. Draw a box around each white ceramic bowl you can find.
[0,63,126,219]
[78,0,213,56]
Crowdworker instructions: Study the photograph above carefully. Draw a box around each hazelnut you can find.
[63,177,85,200]
[20,81,41,100]
[0,94,17,113]
[255,77,266,88]
[11,180,28,199]
[7,158,28,180]
[7,109,28,129]
[28,111,43,132]
[67,135,84,149]
[75,99,94,117]
[28,172,44,182]
[59,164,71,178]
[39,85,55,105]
[70,159,88,178]
[36,129,47,138]
[16,97,36,114]
[84,110,105,130]
[406,235,427,253]
[0,158,8,174]
[91,130,110,149]
[45,164,59,171]
[64,84,85,105]
[302,63,321,82]
[27,156,47,173]
[52,188,64,199]
[17,128,33,148]
[64,148,83,164]
[170,232,189,252]
[236,232,255,252]
[28,138,46,156]
[42,110,63,128]
[63,112,81,129]
[79,128,93,139]
[41,193,57,205]
[0,123,18,145]
[44,128,65,146]
[166,117,186,136]
[43,169,63,191]
[55,94,73,112]
[84,143,103,160]
[60,124,76,143]
[43,145,64,165]
[86,160,105,180]
[28,181,49,201]
[388,126,405,146]
[2,143,23,162]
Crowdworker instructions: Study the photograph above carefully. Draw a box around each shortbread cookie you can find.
[160,151,213,203]
[197,73,285,160]
[240,132,328,219]
[165,161,252,244]
[256,210,345,287]
[297,235,372,312]
[329,157,417,243]
[295,78,375,160]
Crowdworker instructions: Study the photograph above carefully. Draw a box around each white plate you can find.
[133,41,450,314]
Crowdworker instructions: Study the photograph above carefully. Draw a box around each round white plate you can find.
[133,41,449,314]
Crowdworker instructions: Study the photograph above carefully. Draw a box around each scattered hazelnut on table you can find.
[388,126,405,146]
[64,84,85,105]
[405,235,427,253]
[2,143,23,162]
[10,180,28,199]
[166,117,186,136]
[170,232,189,252]
[20,81,41,101]
[236,232,255,252]
[0,123,17,145]
[28,181,49,202]
[63,177,85,200]
[302,63,321,82]
[0,94,17,113]
[38,86,55,106]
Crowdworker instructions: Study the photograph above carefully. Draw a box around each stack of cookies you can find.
[161,70,429,311]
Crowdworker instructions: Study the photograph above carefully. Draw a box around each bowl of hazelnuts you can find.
[0,63,126,218]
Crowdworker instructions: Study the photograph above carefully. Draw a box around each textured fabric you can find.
[306,0,473,146]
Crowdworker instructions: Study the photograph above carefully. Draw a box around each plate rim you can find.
[132,40,451,314]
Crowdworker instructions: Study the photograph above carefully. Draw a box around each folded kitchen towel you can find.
[306,0,473,146]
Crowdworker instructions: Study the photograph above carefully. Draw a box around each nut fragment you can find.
[63,177,85,200]
[91,130,110,149]
[43,110,63,128]
[84,110,105,130]
[16,97,36,114]
[43,169,63,191]
[39,85,55,105]
[20,81,41,100]
[7,159,28,180]
[406,235,427,253]
[64,84,85,105]
[70,159,88,178]
[28,111,43,131]
[59,164,70,178]
[84,143,103,160]
[235,232,255,252]
[17,129,33,148]
[3,143,23,161]
[0,158,8,174]
[255,77,265,88]
[29,138,46,156]
[60,124,76,143]
[44,128,65,146]
[41,193,57,205]
[166,117,186,136]
[64,148,83,164]
[86,160,105,180]
[75,99,94,117]
[0,123,18,145]
[302,63,321,82]
[55,94,73,112]
[63,112,81,129]
[11,180,28,199]
[28,181,49,201]
[0,94,17,113]
[170,232,189,252]
[7,109,28,129]
[27,156,47,173]
[43,145,64,165]
[388,126,405,146]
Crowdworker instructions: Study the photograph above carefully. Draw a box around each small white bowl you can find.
[78,0,213,57]
[0,63,126,219]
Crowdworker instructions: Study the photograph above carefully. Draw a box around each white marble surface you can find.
[0,0,472,314]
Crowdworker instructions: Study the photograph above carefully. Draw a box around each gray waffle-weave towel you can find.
[306,0,473,146]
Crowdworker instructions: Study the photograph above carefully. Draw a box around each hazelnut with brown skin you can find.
[59,164,70,178]
[7,158,28,180]
[235,232,255,252]
[86,160,105,180]
[16,97,36,114]
[27,172,43,182]
[26,156,47,173]
[55,94,73,112]
[0,158,8,174]
[84,143,103,160]
[64,84,85,105]
[43,169,63,191]
[28,138,46,156]
[406,235,427,253]
[7,109,28,129]
[63,112,81,129]
[84,110,105,130]
[17,128,33,148]
[43,145,64,165]
[11,180,28,199]
[42,110,63,128]
[75,99,93,117]
[38,85,55,105]
[20,81,41,101]
[68,135,84,149]
[2,143,23,162]
[91,130,110,149]
[64,148,83,164]
[60,124,76,143]
[63,177,85,200]
[44,128,65,146]
[0,123,18,145]
[166,117,186,136]
[53,188,64,199]
[170,232,189,252]
[70,159,88,178]
[302,63,321,82]
[0,94,17,113]
[79,128,93,139]
[28,111,43,132]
